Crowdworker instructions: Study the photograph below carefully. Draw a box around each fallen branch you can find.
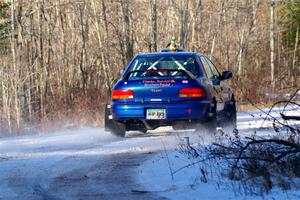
[280,113,300,121]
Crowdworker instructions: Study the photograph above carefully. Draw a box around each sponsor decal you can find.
[143,80,176,87]
[151,89,162,93]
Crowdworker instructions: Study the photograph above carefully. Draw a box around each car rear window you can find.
[126,55,200,80]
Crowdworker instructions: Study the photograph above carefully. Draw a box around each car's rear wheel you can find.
[201,116,217,133]
[105,104,126,137]
[195,102,217,133]
[219,96,237,133]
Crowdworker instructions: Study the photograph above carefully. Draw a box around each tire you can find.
[219,97,237,133]
[105,104,126,137]
[195,101,217,133]
[202,115,217,133]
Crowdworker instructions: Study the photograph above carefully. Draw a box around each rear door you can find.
[204,57,231,104]
[199,56,224,111]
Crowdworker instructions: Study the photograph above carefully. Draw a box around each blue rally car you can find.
[105,48,236,137]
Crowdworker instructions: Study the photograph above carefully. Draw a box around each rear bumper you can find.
[111,101,212,121]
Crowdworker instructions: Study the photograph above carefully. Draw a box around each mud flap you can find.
[194,102,217,134]
[218,98,237,133]
[105,104,126,137]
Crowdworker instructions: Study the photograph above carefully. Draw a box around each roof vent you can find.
[161,48,184,52]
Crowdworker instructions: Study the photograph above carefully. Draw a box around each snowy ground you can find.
[0,104,299,200]
[137,151,300,200]
[137,105,300,200]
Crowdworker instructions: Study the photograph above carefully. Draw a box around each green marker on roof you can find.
[171,36,176,43]
[168,36,178,51]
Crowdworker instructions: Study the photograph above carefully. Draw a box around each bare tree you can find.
[270,0,276,88]
[0,0,298,134]
[292,25,299,85]
[151,0,157,52]
[120,0,133,65]
[236,0,259,78]
[179,0,189,48]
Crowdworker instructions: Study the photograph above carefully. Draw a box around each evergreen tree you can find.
[278,1,300,47]
[0,2,10,54]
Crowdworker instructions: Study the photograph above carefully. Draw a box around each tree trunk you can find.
[38,0,46,119]
[79,3,88,93]
[210,1,224,60]
[121,0,133,65]
[270,0,275,88]
[191,0,202,51]
[236,0,259,78]
[180,0,188,48]
[11,0,19,132]
[237,31,245,77]
[292,25,299,85]
[150,0,157,52]
[91,0,110,90]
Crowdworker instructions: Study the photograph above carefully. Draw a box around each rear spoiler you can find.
[123,69,195,81]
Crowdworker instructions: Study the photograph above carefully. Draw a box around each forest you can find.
[0,0,299,135]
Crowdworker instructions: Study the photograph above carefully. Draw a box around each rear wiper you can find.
[123,69,194,81]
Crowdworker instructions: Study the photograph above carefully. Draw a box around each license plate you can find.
[146,109,166,120]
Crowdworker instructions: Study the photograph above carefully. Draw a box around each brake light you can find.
[179,88,205,98]
[112,89,134,99]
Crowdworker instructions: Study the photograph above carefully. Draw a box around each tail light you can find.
[112,89,134,100]
[179,88,205,98]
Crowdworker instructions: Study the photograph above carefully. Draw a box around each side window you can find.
[205,57,220,77]
[200,56,213,79]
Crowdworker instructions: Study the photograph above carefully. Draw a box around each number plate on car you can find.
[146,109,166,120]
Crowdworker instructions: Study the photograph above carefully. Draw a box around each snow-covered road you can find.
[0,127,202,199]
[0,106,299,200]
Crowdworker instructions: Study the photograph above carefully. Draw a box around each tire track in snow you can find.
[45,152,167,200]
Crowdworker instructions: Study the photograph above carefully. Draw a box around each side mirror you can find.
[220,71,232,80]
[211,75,221,85]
